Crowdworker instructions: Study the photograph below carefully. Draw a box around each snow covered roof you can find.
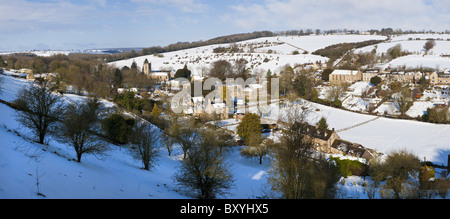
[151,72,169,77]
[331,70,359,76]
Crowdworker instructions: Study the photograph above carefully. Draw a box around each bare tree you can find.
[436,172,450,199]
[267,107,339,199]
[234,58,250,79]
[55,97,108,162]
[161,127,174,157]
[423,39,436,53]
[325,82,349,104]
[15,80,65,144]
[279,65,294,95]
[395,86,412,118]
[209,60,234,81]
[129,122,160,170]
[369,150,421,199]
[174,129,235,199]
[165,117,199,159]
[427,106,449,124]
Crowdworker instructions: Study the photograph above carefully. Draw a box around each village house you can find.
[329,69,362,84]
[151,72,172,83]
[300,124,340,154]
[362,69,379,82]
[387,71,415,83]
[19,68,33,74]
[430,72,450,85]
[291,122,376,160]
[414,71,424,83]
[25,72,55,81]
[331,139,374,160]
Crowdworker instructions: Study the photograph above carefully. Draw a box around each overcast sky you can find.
[1,0,449,52]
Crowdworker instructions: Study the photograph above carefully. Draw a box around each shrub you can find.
[102,114,135,144]
[331,98,342,108]
[330,157,368,178]
[370,76,382,86]
[114,91,155,114]
[419,165,435,185]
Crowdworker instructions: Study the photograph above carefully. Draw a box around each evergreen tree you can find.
[236,113,262,144]
[102,114,135,144]
[113,68,123,88]
[317,117,329,129]
[174,64,192,81]
[130,61,138,70]
[370,76,382,86]
[151,102,161,118]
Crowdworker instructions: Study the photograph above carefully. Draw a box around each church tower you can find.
[143,59,151,76]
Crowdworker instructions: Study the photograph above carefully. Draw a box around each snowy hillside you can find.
[0,74,269,199]
[355,34,450,70]
[108,34,387,77]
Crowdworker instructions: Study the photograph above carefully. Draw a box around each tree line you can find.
[0,53,154,101]
[103,31,274,62]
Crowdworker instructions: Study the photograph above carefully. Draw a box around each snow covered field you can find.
[108,34,387,77]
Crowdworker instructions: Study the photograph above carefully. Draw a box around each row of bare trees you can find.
[13,79,236,198]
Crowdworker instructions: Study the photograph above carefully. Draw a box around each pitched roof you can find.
[331,139,373,160]
[302,124,335,141]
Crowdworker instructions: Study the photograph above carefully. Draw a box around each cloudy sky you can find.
[1,0,449,51]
